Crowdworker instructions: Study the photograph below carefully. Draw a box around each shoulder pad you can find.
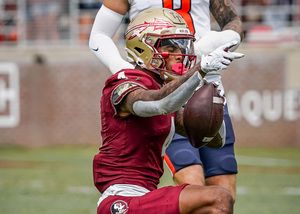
[112,82,140,105]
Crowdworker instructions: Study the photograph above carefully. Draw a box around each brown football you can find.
[183,83,224,148]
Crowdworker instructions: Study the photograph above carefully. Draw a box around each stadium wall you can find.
[0,45,299,147]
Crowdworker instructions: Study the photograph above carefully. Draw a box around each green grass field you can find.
[0,145,299,214]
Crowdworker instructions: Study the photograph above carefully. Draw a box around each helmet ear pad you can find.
[126,34,164,70]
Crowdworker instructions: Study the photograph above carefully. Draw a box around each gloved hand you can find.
[195,30,241,63]
[200,41,244,74]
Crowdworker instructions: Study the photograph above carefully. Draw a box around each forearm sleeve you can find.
[89,5,134,74]
[133,72,202,117]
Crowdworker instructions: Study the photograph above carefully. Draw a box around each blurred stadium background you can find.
[0,0,300,147]
[0,0,300,214]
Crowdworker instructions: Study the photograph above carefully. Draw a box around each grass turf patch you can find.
[0,145,299,214]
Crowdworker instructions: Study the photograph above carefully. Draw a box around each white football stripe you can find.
[213,97,223,104]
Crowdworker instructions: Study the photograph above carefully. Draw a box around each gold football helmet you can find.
[125,8,196,81]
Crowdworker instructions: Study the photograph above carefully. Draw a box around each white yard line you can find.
[236,155,300,167]
[237,186,300,196]
[282,187,300,195]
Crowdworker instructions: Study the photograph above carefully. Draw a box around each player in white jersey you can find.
[89,0,244,203]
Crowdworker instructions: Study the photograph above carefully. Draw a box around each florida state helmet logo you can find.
[126,18,176,40]
[110,200,129,214]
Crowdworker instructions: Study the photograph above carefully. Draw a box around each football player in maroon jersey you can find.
[93,8,243,214]
[90,0,244,204]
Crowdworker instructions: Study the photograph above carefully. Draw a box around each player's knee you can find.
[211,187,234,214]
[181,185,233,213]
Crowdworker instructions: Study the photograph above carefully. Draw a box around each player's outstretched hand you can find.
[200,41,244,74]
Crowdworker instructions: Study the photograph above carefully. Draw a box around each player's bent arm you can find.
[89,3,134,74]
[119,65,204,117]
[132,72,202,117]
